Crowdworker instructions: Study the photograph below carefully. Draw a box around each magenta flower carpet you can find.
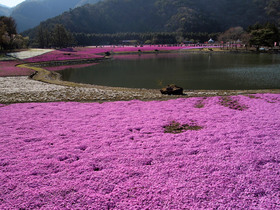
[0,61,34,76]
[1,94,280,209]
[23,45,219,63]
[23,48,103,63]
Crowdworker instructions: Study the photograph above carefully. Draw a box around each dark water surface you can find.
[59,53,280,90]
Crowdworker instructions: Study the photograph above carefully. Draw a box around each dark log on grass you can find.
[160,84,184,95]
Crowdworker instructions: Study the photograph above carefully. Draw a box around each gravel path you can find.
[6,49,54,60]
[0,77,66,94]
[0,76,169,103]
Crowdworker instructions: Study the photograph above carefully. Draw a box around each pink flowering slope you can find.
[0,61,34,76]
[23,49,103,63]
[22,46,160,63]
[1,94,280,209]
[23,45,219,63]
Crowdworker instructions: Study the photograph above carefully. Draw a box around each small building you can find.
[236,39,242,44]
[208,38,214,44]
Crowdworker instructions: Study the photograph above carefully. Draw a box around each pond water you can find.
[58,53,280,90]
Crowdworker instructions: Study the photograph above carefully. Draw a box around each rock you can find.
[29,71,38,79]
[105,51,111,56]
[160,84,184,95]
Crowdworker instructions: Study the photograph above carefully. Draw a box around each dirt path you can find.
[6,49,54,60]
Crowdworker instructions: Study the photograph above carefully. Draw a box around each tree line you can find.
[36,24,74,48]
[34,23,280,50]
[218,22,280,50]
[0,16,28,51]
[73,32,219,46]
[1,17,280,51]
[31,24,220,48]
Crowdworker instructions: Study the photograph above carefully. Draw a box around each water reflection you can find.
[59,53,280,90]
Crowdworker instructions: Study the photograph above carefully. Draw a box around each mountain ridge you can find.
[0,4,11,16]
[0,0,102,32]
[26,0,270,36]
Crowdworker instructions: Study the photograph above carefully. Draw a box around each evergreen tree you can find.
[248,23,280,49]
[35,24,74,48]
[51,24,72,48]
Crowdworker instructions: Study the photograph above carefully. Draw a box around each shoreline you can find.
[1,75,279,104]
[1,47,280,103]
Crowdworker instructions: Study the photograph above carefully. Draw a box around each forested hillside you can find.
[25,0,272,36]
[8,0,102,32]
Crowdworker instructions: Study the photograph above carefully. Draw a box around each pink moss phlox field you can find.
[0,61,34,76]
[23,49,103,63]
[1,94,280,209]
[23,45,219,63]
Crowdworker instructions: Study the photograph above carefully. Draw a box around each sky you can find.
[0,0,25,7]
